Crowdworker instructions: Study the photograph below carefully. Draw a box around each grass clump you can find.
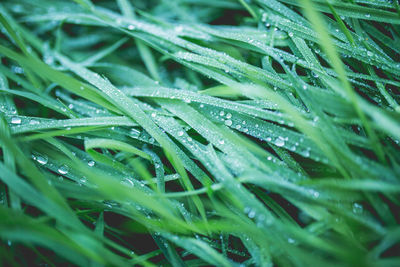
[1,0,400,266]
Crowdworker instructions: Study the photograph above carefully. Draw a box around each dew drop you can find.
[88,160,95,167]
[226,113,232,119]
[352,203,363,214]
[219,111,225,116]
[218,139,225,145]
[36,155,48,165]
[177,131,184,137]
[128,24,135,30]
[130,128,140,137]
[151,112,156,118]
[309,189,319,198]
[58,165,69,175]
[303,149,310,157]
[121,178,134,188]
[11,117,21,124]
[274,138,285,147]
[261,13,267,22]
[224,120,232,126]
[248,210,256,219]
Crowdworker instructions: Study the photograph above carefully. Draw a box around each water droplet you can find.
[261,13,267,22]
[11,117,21,124]
[303,149,310,157]
[309,189,319,198]
[352,203,363,214]
[58,165,69,175]
[219,111,225,116]
[177,131,184,137]
[248,210,256,218]
[175,25,183,33]
[365,14,371,18]
[224,120,232,126]
[128,24,135,30]
[36,155,48,165]
[235,124,241,129]
[218,139,225,145]
[274,138,285,147]
[288,32,294,37]
[129,129,140,139]
[121,178,134,188]
[151,112,156,118]
[88,160,95,167]
[226,113,232,119]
